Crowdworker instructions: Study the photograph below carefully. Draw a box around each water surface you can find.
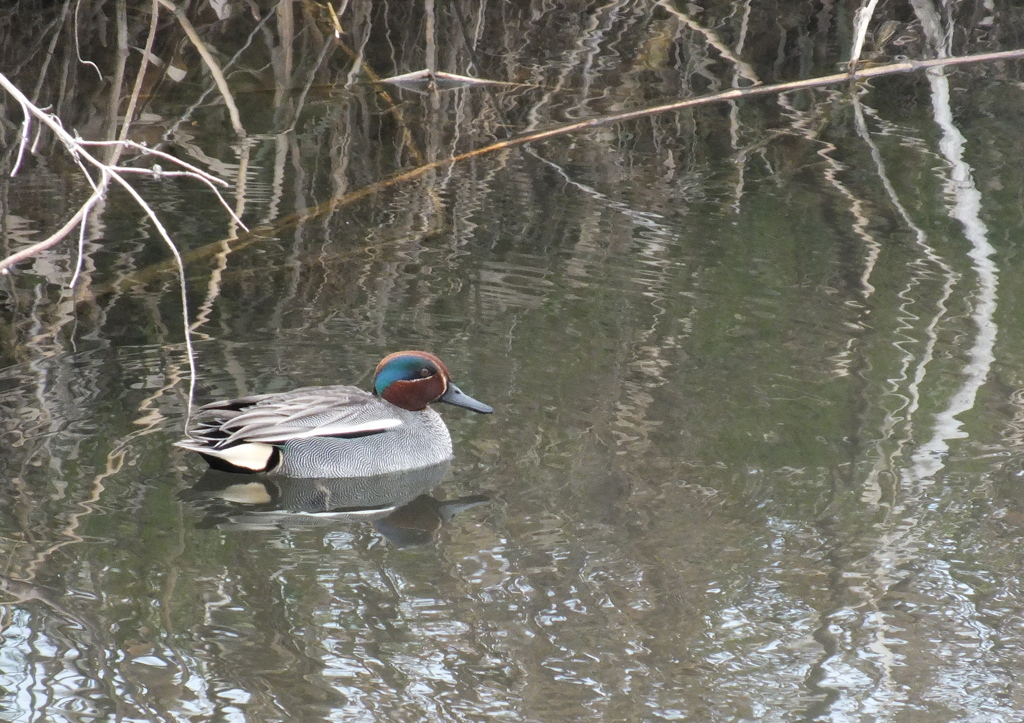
[3,2,1024,720]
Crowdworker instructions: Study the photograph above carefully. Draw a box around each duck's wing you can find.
[183,386,403,449]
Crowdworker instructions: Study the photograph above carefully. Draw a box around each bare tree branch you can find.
[156,0,247,137]
[0,70,251,406]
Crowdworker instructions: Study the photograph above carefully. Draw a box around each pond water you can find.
[3,2,1024,721]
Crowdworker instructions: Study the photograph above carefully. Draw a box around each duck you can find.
[175,351,493,478]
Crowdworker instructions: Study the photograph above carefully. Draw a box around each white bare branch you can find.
[0,69,247,404]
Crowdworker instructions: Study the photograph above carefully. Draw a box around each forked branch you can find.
[0,70,248,403]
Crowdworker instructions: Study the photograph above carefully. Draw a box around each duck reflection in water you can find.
[179,461,489,547]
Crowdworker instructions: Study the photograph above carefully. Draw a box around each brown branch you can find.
[290,48,1024,222]
[464,48,1024,157]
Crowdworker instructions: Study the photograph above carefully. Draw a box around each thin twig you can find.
[74,140,247,229]
[159,6,274,149]
[110,0,160,165]
[11,111,31,177]
[100,162,198,405]
[79,140,230,185]
[0,187,103,272]
[156,0,246,137]
[107,0,129,153]
[107,166,249,230]
[655,0,760,84]
[73,0,104,82]
[69,190,101,287]
[28,1,73,102]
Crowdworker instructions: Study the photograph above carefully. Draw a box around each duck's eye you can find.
[420,367,432,378]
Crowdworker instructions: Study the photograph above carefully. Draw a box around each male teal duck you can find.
[175,351,492,478]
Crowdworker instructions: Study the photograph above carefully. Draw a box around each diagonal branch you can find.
[156,0,246,137]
